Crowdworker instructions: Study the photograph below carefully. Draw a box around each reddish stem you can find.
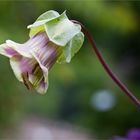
[72,20,140,108]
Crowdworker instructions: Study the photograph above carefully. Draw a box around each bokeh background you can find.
[0,1,140,139]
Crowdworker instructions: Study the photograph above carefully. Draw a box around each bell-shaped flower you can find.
[0,10,84,94]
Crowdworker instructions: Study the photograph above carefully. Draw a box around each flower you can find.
[0,10,84,94]
[113,128,140,140]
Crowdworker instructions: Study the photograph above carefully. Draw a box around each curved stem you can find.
[72,20,140,108]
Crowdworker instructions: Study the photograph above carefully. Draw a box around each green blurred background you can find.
[0,0,140,139]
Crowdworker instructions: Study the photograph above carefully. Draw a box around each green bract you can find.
[28,10,84,63]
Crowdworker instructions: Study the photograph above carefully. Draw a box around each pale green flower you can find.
[0,10,84,94]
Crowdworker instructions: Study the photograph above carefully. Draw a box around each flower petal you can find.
[28,62,48,94]
[26,32,49,53]
[10,55,48,94]
[1,33,49,59]
[10,57,36,82]
[30,52,49,94]
[5,33,48,58]
[10,58,23,82]
[35,65,48,94]
[34,42,59,69]
[28,64,43,87]
[36,77,48,94]
[7,33,50,94]
[6,40,32,58]
[0,43,18,58]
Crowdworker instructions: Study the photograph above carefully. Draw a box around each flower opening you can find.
[0,32,61,94]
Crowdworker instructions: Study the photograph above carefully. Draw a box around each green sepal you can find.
[44,11,81,46]
[57,32,84,63]
[28,10,60,37]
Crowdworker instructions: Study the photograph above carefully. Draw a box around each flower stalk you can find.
[71,20,140,108]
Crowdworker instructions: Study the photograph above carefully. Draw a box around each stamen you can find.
[32,63,39,74]
[22,72,33,90]
[31,64,43,86]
